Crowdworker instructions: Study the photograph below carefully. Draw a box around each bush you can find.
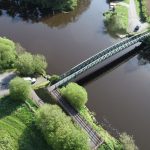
[15,52,35,76]
[119,132,138,150]
[9,77,31,101]
[0,37,16,69]
[0,130,17,150]
[61,82,88,110]
[36,104,90,150]
[15,52,47,76]
[49,75,60,84]
[104,5,128,35]
[33,55,47,75]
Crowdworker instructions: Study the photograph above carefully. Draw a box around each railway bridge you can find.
[48,31,150,91]
[47,31,150,149]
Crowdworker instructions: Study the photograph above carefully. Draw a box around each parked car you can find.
[23,77,36,84]
[134,25,140,32]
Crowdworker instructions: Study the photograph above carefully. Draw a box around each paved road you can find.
[128,0,149,32]
[0,71,16,97]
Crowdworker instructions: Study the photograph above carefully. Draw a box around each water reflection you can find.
[41,0,91,28]
[0,0,91,28]
[137,45,150,65]
[0,0,44,22]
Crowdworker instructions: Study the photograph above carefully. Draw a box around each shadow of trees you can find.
[0,96,22,119]
[41,0,91,28]
[136,0,147,22]
[18,123,51,150]
[0,0,91,28]
[137,45,150,65]
[0,96,51,150]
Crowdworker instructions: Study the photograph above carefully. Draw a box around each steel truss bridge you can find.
[47,31,150,149]
[48,31,150,91]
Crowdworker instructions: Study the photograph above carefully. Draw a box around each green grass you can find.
[79,107,123,150]
[32,81,50,90]
[104,5,128,36]
[115,5,128,31]
[0,96,51,150]
[124,0,130,4]
[135,0,150,23]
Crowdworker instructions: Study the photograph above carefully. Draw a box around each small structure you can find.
[110,3,116,12]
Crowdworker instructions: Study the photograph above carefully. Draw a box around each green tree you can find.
[9,77,31,101]
[36,104,90,150]
[0,37,16,69]
[61,82,88,110]
[15,52,34,76]
[15,52,48,76]
[0,130,17,150]
[119,133,138,150]
[33,54,47,75]
[49,74,60,84]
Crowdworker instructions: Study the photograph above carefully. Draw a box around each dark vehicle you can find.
[134,25,140,32]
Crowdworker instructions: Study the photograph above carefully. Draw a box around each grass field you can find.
[104,4,128,36]
[79,107,122,150]
[0,96,51,150]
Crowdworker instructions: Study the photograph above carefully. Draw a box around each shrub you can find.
[119,132,138,150]
[15,52,47,76]
[15,52,35,76]
[9,77,31,101]
[61,82,88,110]
[0,130,17,150]
[49,75,60,84]
[33,55,47,75]
[36,104,90,150]
[0,37,16,69]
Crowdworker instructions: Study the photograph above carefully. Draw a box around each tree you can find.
[9,77,31,101]
[0,37,16,69]
[119,133,138,150]
[15,52,35,76]
[49,74,60,84]
[36,104,90,150]
[104,11,126,35]
[0,130,17,150]
[61,82,88,110]
[15,52,48,76]
[33,54,47,75]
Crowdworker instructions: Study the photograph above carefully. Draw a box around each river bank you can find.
[0,0,150,148]
[0,35,124,149]
[104,0,149,37]
[135,0,150,22]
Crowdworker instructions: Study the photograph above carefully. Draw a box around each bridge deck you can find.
[50,89,104,150]
[48,31,150,91]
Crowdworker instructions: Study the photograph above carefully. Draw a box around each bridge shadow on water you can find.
[77,43,148,86]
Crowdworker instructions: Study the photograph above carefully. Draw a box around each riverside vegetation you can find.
[0,37,139,149]
[104,0,129,35]
[104,0,150,36]
[135,0,150,22]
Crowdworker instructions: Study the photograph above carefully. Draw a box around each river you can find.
[0,0,150,149]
